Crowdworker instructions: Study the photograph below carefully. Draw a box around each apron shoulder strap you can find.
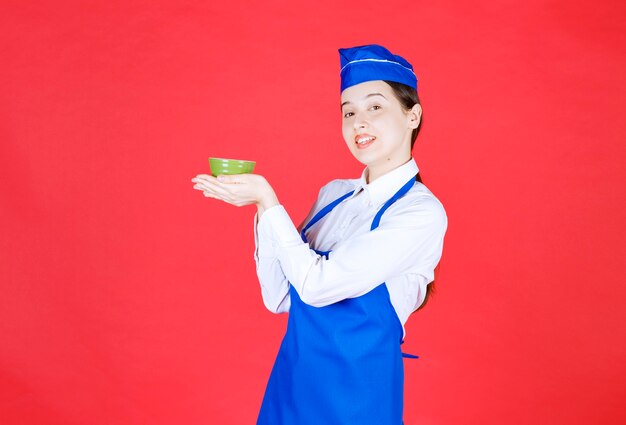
[370,176,417,231]
[301,190,355,242]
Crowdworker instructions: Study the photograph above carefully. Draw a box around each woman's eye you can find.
[343,112,354,118]
[370,105,381,111]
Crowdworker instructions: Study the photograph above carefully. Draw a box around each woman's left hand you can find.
[191,173,279,212]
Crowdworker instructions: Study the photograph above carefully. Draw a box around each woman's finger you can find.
[216,174,247,184]
[202,182,231,199]
[193,178,231,199]
[193,175,219,185]
[193,181,217,191]
[194,177,229,197]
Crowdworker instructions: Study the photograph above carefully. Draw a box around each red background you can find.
[1,1,625,424]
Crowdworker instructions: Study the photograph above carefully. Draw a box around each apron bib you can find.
[257,176,416,425]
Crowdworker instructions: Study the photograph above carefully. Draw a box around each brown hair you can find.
[384,80,437,311]
[383,80,422,149]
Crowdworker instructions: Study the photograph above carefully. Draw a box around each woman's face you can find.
[340,80,420,179]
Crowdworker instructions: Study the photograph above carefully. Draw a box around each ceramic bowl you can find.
[208,157,256,177]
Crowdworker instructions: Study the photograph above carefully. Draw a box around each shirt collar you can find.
[350,158,419,207]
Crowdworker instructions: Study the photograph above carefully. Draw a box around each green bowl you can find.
[208,157,256,177]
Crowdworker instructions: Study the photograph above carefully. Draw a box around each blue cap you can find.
[339,44,418,93]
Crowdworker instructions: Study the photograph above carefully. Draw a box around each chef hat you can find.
[339,44,417,93]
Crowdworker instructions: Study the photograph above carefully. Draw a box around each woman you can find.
[192,44,447,425]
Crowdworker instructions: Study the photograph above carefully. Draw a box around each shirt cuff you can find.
[257,204,304,251]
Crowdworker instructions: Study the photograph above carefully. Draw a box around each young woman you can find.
[192,44,447,425]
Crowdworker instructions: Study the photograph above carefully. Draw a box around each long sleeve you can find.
[253,189,327,313]
[253,208,291,313]
[258,195,447,308]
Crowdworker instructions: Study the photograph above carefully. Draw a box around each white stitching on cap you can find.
[340,58,416,75]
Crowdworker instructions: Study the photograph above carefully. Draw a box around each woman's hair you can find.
[383,80,422,150]
[384,80,436,312]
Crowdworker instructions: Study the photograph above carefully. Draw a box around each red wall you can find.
[1,1,625,424]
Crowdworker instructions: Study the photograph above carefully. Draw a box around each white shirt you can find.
[253,158,447,336]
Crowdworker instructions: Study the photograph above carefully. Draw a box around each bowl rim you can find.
[208,157,256,164]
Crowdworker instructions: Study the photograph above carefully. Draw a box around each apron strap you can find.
[401,340,419,359]
[301,173,417,241]
[301,190,354,242]
[370,176,417,231]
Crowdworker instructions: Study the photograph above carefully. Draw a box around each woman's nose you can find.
[353,111,368,130]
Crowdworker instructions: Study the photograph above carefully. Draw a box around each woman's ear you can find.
[408,104,422,129]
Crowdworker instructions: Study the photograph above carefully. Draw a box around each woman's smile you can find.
[355,133,376,148]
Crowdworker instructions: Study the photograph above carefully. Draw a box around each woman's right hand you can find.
[191,173,280,217]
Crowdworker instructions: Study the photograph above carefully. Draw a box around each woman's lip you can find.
[356,136,376,149]
[355,134,376,143]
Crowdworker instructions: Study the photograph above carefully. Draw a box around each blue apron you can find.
[257,176,417,425]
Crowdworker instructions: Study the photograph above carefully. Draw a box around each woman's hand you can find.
[191,174,280,217]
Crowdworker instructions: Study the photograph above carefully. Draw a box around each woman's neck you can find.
[366,155,412,184]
